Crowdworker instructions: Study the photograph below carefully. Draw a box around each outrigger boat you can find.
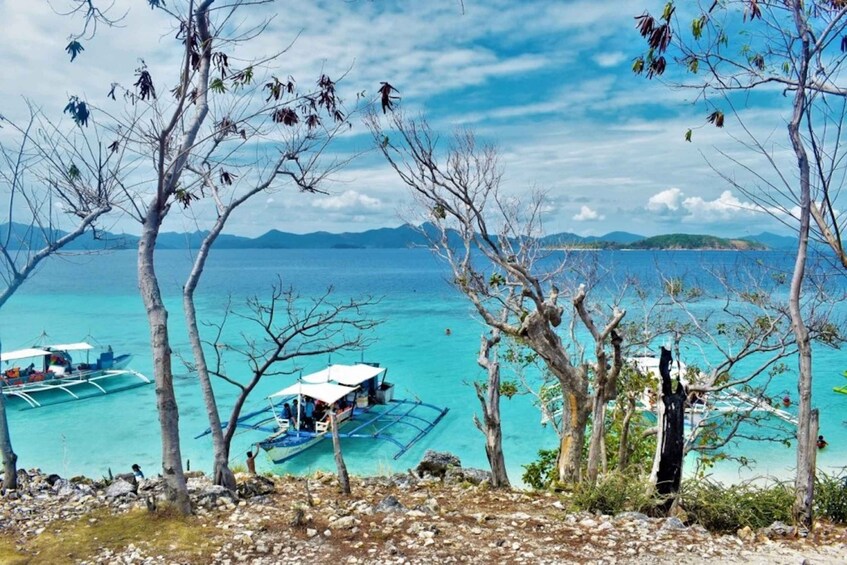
[201,363,449,465]
[0,342,150,408]
[629,355,797,443]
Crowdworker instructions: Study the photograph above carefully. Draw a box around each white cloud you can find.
[593,51,626,68]
[646,188,683,213]
[682,190,758,220]
[644,188,760,223]
[311,190,382,212]
[573,205,604,221]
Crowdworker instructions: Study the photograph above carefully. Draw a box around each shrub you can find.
[680,479,793,532]
[522,448,558,490]
[815,472,847,524]
[572,472,654,515]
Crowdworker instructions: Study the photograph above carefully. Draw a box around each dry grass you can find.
[10,505,222,564]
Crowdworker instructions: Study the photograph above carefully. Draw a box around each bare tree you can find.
[368,113,625,484]
[179,76,354,490]
[0,106,125,488]
[473,324,510,488]
[330,411,351,496]
[193,283,378,474]
[633,0,847,527]
[56,0,359,511]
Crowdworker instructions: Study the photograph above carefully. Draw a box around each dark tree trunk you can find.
[650,347,685,511]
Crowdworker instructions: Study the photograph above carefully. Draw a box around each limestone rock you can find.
[105,479,136,499]
[444,467,492,486]
[759,521,795,538]
[415,451,461,479]
[237,475,276,499]
[375,495,406,514]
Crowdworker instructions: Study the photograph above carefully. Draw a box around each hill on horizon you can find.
[0,222,796,251]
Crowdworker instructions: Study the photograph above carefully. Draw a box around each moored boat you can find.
[0,342,150,408]
[204,363,448,465]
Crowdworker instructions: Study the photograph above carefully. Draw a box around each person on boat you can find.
[246,444,259,474]
[132,464,144,480]
[304,398,316,430]
[282,402,293,424]
[817,435,828,449]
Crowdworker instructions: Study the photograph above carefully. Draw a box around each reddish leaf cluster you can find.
[271,107,299,126]
[379,82,400,113]
[264,76,296,102]
[134,63,156,101]
[633,7,673,79]
[744,0,763,21]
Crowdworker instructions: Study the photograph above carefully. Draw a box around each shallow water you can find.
[1,248,845,484]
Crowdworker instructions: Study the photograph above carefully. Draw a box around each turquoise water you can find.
[1,248,845,484]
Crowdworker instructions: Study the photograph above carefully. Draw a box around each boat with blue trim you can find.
[0,342,150,408]
[211,363,448,465]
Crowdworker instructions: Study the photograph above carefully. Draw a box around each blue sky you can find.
[0,0,797,238]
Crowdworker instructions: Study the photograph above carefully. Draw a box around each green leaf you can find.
[65,40,84,62]
[661,1,674,22]
[210,78,227,94]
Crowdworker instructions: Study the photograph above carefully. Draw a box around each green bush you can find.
[522,448,558,490]
[815,472,847,524]
[572,472,654,515]
[680,479,793,532]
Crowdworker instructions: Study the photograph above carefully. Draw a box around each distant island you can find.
[546,234,768,251]
[0,221,792,251]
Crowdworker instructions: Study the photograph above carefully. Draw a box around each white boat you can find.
[628,355,797,443]
[206,363,448,465]
[0,342,151,408]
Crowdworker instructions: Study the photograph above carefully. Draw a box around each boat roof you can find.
[47,342,94,351]
[268,380,355,404]
[0,348,52,362]
[301,364,386,387]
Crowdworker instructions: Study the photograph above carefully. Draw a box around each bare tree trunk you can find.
[473,329,510,489]
[786,9,815,528]
[556,387,590,483]
[185,290,235,490]
[138,224,190,514]
[648,347,685,512]
[586,398,608,483]
[330,412,350,496]
[184,219,236,491]
[0,384,17,490]
[616,395,636,472]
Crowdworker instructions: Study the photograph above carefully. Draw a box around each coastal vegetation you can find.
[1,5,846,561]
[635,0,847,528]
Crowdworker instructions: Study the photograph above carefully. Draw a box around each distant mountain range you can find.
[0,222,799,251]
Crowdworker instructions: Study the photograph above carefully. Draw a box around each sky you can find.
[0,0,802,238]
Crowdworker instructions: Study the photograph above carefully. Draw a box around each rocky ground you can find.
[0,454,845,564]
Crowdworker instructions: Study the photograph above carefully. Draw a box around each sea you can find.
[1,247,845,485]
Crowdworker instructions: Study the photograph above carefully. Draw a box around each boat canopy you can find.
[268,380,354,404]
[1,348,52,362]
[301,364,386,387]
[48,342,94,352]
